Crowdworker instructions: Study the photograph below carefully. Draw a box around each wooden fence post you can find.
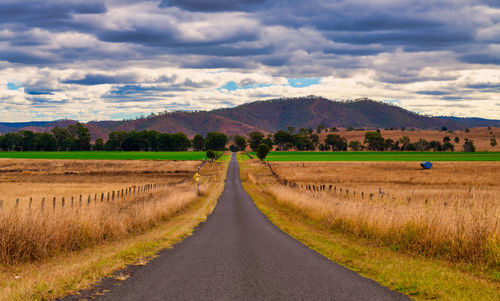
[15,198,19,208]
[0,200,3,211]
[41,197,45,211]
[88,195,91,206]
[29,197,32,209]
[112,191,115,201]
[71,196,74,207]
[79,195,82,206]
[107,192,110,201]
[62,197,65,208]
[53,197,56,211]
[101,193,104,202]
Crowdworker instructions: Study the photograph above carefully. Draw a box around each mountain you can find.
[1,97,499,139]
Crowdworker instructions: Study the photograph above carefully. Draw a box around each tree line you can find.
[0,123,480,152]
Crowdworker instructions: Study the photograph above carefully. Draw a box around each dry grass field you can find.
[0,159,205,265]
[319,127,499,151]
[246,159,500,268]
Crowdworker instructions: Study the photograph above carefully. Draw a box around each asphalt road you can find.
[97,153,408,301]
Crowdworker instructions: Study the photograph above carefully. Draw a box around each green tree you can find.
[325,134,347,151]
[234,135,247,151]
[256,143,270,160]
[463,138,476,152]
[490,138,497,147]
[364,131,385,151]
[192,134,205,151]
[204,132,227,151]
[93,138,104,151]
[206,149,216,160]
[443,136,451,143]
[273,130,293,150]
[316,124,325,133]
[348,140,362,151]
[398,136,410,151]
[68,122,91,151]
[454,136,460,144]
[248,131,265,151]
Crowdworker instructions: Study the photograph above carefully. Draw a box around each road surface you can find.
[96,153,408,300]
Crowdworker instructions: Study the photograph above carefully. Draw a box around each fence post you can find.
[107,192,110,201]
[53,197,56,211]
[101,193,104,202]
[88,195,91,206]
[79,195,82,206]
[41,197,45,211]
[112,191,115,201]
[71,196,74,207]
[29,197,32,209]
[0,200,3,211]
[15,198,19,208]
[62,197,65,208]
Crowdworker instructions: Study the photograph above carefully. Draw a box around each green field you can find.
[250,151,500,161]
[0,151,208,161]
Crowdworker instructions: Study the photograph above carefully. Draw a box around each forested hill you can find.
[2,97,499,139]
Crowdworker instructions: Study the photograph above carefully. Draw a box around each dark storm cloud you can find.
[159,0,269,12]
[0,1,106,29]
[62,73,138,85]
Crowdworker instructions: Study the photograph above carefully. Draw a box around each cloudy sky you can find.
[1,0,499,122]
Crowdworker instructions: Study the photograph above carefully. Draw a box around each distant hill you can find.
[436,116,500,128]
[1,97,499,139]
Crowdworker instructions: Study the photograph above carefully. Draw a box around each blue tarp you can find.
[420,161,432,169]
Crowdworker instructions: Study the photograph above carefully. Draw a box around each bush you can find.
[206,149,216,160]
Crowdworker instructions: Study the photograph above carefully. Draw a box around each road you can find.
[97,153,408,300]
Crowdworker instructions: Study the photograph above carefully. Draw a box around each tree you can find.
[415,138,430,151]
[464,128,470,133]
[206,150,216,160]
[442,142,454,151]
[398,136,410,151]
[256,143,270,160]
[93,138,104,151]
[248,131,265,151]
[364,131,385,151]
[204,132,227,151]
[454,136,460,144]
[441,126,448,132]
[490,138,497,147]
[234,135,247,151]
[317,124,325,133]
[192,134,204,151]
[325,134,347,151]
[287,126,295,134]
[384,138,395,151]
[348,140,362,151]
[429,140,442,151]
[68,122,91,151]
[463,138,476,152]
[229,144,239,152]
[443,136,451,143]
[51,126,73,151]
[273,130,293,150]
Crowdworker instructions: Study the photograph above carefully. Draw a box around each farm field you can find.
[0,151,208,161]
[0,158,211,265]
[254,151,500,161]
[256,160,500,267]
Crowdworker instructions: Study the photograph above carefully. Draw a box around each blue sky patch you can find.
[287,78,321,88]
[7,81,21,90]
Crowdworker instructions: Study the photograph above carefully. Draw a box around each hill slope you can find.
[2,97,499,139]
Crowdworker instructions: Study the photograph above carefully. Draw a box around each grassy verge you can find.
[238,159,499,300]
[0,161,227,300]
[249,151,500,161]
[0,151,208,161]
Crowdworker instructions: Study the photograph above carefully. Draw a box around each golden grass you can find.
[0,160,227,300]
[249,160,500,269]
[239,162,500,300]
[0,159,206,266]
